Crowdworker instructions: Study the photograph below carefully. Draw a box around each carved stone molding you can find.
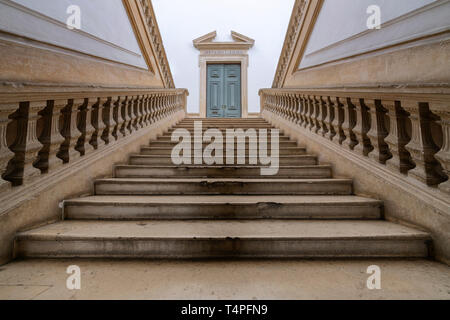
[135,0,175,88]
[272,0,309,88]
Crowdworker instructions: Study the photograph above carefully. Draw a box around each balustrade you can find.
[259,89,449,193]
[0,89,187,191]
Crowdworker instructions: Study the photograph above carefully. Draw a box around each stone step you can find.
[114,165,332,179]
[15,220,430,259]
[173,125,275,130]
[148,140,299,148]
[179,120,268,124]
[94,178,353,195]
[156,135,293,142]
[128,155,318,166]
[63,195,382,220]
[140,146,307,156]
[168,128,281,133]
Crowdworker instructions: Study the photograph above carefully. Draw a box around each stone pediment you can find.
[193,31,255,51]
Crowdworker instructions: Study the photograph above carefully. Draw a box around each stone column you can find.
[8,101,46,185]
[0,103,18,191]
[384,100,414,174]
[429,102,450,193]
[35,100,65,173]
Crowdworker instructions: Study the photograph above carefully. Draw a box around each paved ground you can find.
[0,259,449,300]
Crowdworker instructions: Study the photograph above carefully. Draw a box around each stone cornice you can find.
[136,0,175,88]
[272,0,309,88]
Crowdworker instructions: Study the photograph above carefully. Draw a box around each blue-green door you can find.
[207,64,241,118]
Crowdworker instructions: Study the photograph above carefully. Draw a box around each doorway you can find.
[206,64,241,118]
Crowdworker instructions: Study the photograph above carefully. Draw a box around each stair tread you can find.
[116,165,330,169]
[96,178,352,183]
[130,154,315,158]
[65,195,382,205]
[17,220,429,240]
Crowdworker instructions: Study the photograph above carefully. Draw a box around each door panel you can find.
[207,64,241,118]
[207,65,225,118]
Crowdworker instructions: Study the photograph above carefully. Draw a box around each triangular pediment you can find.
[193,30,254,51]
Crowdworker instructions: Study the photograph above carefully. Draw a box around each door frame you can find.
[199,56,249,118]
[206,63,242,118]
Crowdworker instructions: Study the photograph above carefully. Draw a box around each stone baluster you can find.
[120,96,131,136]
[352,98,372,156]
[154,94,160,121]
[384,100,414,174]
[136,95,144,128]
[7,101,46,185]
[75,98,96,157]
[35,100,65,173]
[58,99,82,163]
[141,95,150,126]
[280,94,288,119]
[307,96,316,131]
[288,94,295,122]
[313,96,322,134]
[299,95,308,127]
[341,97,358,150]
[112,96,125,139]
[365,99,391,163]
[101,97,117,145]
[324,96,335,141]
[90,98,106,150]
[130,96,139,131]
[318,96,328,137]
[163,95,169,118]
[148,94,155,124]
[330,97,345,144]
[274,94,278,114]
[403,100,444,186]
[293,94,301,124]
[127,96,136,133]
[429,102,450,193]
[0,103,19,191]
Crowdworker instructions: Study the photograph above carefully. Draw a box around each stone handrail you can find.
[259,88,450,194]
[0,88,188,192]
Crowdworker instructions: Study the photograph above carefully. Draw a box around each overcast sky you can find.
[152,0,295,113]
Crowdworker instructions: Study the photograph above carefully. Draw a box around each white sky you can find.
[152,0,295,113]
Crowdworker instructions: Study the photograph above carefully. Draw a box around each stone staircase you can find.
[14,118,431,259]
